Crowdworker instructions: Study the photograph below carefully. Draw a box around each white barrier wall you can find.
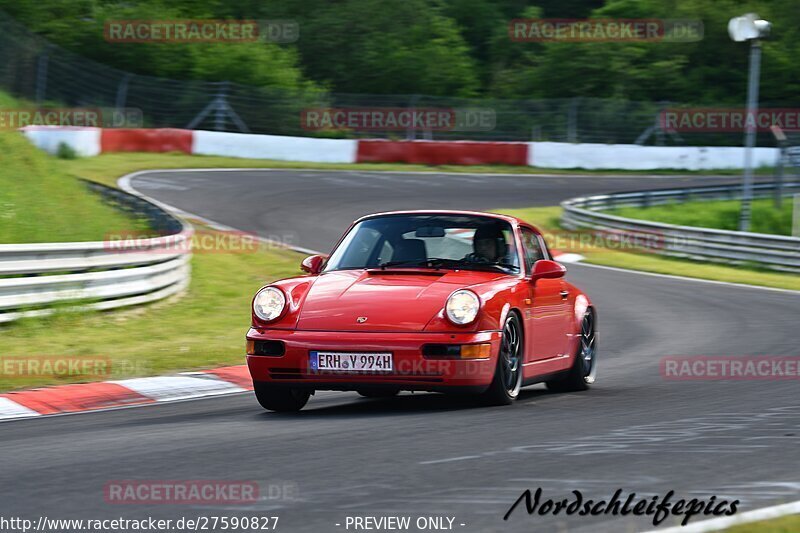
[21,127,101,157]
[529,142,780,170]
[193,131,358,163]
[19,126,783,171]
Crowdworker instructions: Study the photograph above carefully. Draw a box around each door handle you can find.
[560,290,569,300]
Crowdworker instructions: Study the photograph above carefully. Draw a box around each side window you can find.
[521,228,544,273]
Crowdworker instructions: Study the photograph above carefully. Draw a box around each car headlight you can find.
[445,289,480,325]
[253,287,286,322]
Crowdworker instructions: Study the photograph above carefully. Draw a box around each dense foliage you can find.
[1,0,798,104]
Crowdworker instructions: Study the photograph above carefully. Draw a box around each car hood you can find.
[296,269,505,332]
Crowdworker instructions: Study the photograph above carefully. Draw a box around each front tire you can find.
[546,307,596,392]
[254,382,311,412]
[481,312,523,405]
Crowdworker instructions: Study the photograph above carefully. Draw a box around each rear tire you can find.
[481,313,523,406]
[546,307,596,393]
[254,382,311,412]
[357,389,400,398]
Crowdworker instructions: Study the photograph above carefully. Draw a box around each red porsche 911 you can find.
[246,211,596,412]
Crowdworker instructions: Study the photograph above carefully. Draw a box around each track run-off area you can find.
[2,169,798,533]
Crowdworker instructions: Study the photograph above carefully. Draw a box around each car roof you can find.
[355,210,529,227]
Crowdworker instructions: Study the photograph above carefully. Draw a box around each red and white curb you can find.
[550,251,585,264]
[0,365,252,421]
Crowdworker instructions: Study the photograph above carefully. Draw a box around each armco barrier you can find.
[561,181,800,271]
[100,128,193,154]
[0,181,192,323]
[357,140,529,166]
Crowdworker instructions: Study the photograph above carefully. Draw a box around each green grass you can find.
[609,198,794,236]
[498,206,800,292]
[0,130,306,390]
[0,131,149,243]
[60,150,775,184]
[0,90,25,108]
[726,514,800,532]
[59,151,567,181]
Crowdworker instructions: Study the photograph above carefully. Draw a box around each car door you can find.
[520,228,569,364]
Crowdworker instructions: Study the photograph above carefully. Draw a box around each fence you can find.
[0,181,192,323]
[0,11,789,146]
[561,182,800,271]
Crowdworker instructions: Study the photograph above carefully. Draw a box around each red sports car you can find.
[246,211,596,411]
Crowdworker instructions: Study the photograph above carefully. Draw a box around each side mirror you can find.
[531,259,566,281]
[301,254,326,275]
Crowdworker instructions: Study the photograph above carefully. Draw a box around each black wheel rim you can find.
[580,309,597,382]
[500,317,522,395]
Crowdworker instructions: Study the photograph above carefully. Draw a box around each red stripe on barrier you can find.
[2,382,153,415]
[356,140,529,166]
[205,365,253,390]
[100,128,193,154]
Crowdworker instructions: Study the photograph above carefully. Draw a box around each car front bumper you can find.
[246,328,501,393]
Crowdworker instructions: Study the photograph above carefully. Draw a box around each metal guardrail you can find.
[0,181,193,323]
[561,181,800,271]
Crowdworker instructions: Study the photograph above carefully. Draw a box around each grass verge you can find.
[498,206,800,292]
[0,131,148,243]
[726,514,800,532]
[609,198,794,236]
[60,151,774,185]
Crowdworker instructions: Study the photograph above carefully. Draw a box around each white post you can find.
[739,40,761,232]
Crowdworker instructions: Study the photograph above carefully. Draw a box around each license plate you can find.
[309,351,393,372]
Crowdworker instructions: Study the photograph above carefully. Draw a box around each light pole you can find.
[728,14,771,232]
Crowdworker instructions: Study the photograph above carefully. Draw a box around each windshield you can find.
[324,214,521,273]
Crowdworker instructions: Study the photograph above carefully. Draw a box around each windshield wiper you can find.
[378,257,457,270]
[378,259,424,269]
[459,261,520,273]
[494,261,521,271]
[377,258,519,272]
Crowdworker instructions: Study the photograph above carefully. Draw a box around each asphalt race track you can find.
[2,170,798,532]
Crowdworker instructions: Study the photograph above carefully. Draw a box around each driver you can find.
[465,225,505,263]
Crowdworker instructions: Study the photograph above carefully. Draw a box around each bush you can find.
[56,142,77,159]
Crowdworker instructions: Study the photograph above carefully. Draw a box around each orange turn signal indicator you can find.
[460,343,492,359]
